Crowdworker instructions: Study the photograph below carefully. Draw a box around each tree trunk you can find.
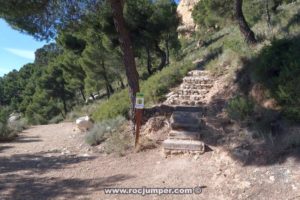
[90,93,95,100]
[146,45,153,75]
[165,39,170,65]
[155,42,167,71]
[108,84,114,94]
[119,76,125,89]
[109,0,140,134]
[61,81,68,116]
[101,60,114,97]
[79,87,86,102]
[235,0,257,44]
[62,98,68,116]
[106,84,111,99]
[60,110,66,119]
[266,0,271,28]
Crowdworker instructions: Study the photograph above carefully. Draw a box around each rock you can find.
[193,155,199,160]
[166,91,175,98]
[177,0,200,37]
[8,113,21,122]
[232,147,250,162]
[237,181,251,189]
[269,176,275,183]
[263,99,279,110]
[76,116,94,132]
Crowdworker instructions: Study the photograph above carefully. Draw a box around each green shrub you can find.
[104,131,133,156]
[192,0,264,29]
[192,0,234,28]
[253,37,300,121]
[0,108,27,141]
[7,118,28,134]
[0,107,9,124]
[85,116,125,146]
[0,108,12,141]
[48,115,64,124]
[93,90,130,121]
[227,96,254,121]
[0,122,12,141]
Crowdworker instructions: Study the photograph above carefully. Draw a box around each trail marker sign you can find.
[134,93,144,148]
[135,93,144,109]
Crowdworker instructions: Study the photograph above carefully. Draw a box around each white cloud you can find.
[4,48,35,60]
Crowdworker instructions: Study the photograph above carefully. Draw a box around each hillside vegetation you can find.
[1,0,300,140]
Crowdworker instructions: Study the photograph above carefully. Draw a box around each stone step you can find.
[180,83,213,90]
[163,139,205,153]
[171,105,204,112]
[169,130,201,140]
[170,111,202,131]
[165,99,204,106]
[183,77,214,84]
[187,70,210,77]
[176,89,210,96]
[168,94,206,100]
[177,95,206,101]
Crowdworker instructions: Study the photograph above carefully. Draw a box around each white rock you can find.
[8,113,21,122]
[76,116,94,132]
[269,176,275,183]
[238,181,251,189]
[194,155,199,160]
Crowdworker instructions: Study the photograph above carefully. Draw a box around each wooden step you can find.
[169,130,201,140]
[170,111,202,131]
[163,139,205,153]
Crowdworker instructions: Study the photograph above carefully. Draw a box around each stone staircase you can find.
[163,69,214,155]
[163,111,205,155]
[164,70,214,106]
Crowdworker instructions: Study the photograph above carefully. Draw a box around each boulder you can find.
[76,116,94,132]
[8,113,21,123]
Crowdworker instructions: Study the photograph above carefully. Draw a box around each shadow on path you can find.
[0,173,135,200]
[0,146,13,153]
[0,153,95,174]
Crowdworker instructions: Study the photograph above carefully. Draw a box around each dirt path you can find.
[0,123,299,200]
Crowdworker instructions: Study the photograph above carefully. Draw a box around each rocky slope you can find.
[177,0,200,36]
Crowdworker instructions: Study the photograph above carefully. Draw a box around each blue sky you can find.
[0,19,47,77]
